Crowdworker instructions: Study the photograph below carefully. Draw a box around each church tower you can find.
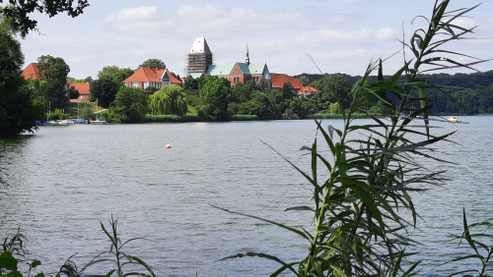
[245,43,250,66]
[185,37,213,77]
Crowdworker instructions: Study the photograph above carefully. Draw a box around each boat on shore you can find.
[90,118,108,125]
[447,116,461,123]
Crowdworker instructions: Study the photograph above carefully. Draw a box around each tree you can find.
[284,97,310,119]
[0,0,89,36]
[90,77,119,108]
[68,85,79,99]
[183,76,199,90]
[149,85,188,116]
[37,55,70,109]
[197,76,230,119]
[239,90,278,119]
[139,59,166,69]
[230,80,255,103]
[0,19,42,136]
[311,74,352,108]
[298,75,310,86]
[110,86,148,123]
[97,66,134,84]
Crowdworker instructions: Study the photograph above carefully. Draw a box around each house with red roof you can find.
[270,73,318,96]
[69,82,91,102]
[123,67,182,89]
[21,63,42,80]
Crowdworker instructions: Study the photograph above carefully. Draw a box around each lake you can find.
[0,118,492,276]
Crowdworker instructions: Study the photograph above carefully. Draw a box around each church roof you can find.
[237,63,250,74]
[190,37,212,54]
[207,64,235,76]
[248,63,266,75]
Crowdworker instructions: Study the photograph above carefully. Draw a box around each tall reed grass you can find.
[217,1,491,275]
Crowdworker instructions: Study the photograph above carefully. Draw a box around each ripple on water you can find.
[0,118,492,275]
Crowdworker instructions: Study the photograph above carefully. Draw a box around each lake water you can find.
[0,118,492,276]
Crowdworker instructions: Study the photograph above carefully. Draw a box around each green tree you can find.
[79,102,94,120]
[310,73,352,109]
[68,85,79,99]
[97,66,134,84]
[148,85,188,116]
[197,76,230,119]
[239,90,278,119]
[230,80,255,103]
[183,76,199,90]
[37,55,70,109]
[90,77,119,108]
[139,59,166,69]
[299,75,310,86]
[0,19,43,136]
[108,86,148,123]
[0,0,89,36]
[284,97,310,119]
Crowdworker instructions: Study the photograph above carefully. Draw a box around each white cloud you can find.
[106,6,175,36]
[107,6,157,22]
[177,4,224,18]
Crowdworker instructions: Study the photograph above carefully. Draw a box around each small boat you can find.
[447,116,461,123]
[90,119,108,125]
[57,119,73,126]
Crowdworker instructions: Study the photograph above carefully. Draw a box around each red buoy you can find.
[165,144,172,149]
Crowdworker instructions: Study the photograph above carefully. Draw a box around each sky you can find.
[18,0,493,79]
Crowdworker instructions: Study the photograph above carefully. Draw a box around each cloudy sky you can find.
[19,0,493,79]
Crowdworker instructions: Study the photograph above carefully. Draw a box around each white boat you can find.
[447,116,461,123]
[57,119,74,126]
[90,119,108,125]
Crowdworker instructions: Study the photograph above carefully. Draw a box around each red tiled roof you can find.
[21,63,42,80]
[298,86,318,95]
[169,72,182,84]
[270,73,303,90]
[69,82,91,96]
[123,67,166,83]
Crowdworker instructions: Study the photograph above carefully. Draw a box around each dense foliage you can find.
[0,19,42,137]
[148,85,188,116]
[36,55,70,109]
[139,58,166,69]
[197,76,231,119]
[89,76,120,108]
[97,66,134,84]
[103,86,148,123]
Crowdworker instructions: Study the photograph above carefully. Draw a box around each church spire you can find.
[245,42,250,66]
